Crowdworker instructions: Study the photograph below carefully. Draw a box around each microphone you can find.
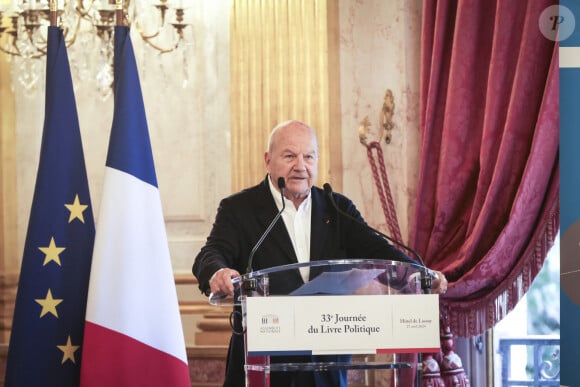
[245,176,286,275]
[323,183,433,291]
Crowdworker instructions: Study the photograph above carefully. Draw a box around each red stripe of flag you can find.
[81,322,190,387]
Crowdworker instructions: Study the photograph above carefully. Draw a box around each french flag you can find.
[80,26,191,387]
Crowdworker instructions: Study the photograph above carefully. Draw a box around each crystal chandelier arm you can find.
[135,20,162,40]
[0,42,21,56]
[75,0,99,21]
[0,26,22,56]
[133,3,188,55]
[0,14,23,56]
[62,8,88,48]
[135,20,184,54]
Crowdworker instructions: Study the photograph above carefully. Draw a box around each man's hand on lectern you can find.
[431,270,448,294]
[209,268,240,296]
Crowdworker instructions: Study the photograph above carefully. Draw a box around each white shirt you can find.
[268,176,311,282]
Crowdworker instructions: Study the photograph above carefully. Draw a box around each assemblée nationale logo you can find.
[259,314,281,333]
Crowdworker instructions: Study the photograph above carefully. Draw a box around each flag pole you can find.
[49,0,57,26]
[116,0,123,26]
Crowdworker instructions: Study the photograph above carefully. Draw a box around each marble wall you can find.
[338,0,422,243]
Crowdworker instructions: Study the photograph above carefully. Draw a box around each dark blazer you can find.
[193,177,415,386]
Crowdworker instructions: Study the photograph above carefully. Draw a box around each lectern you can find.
[210,259,440,386]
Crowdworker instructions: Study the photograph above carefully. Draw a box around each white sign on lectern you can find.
[246,294,440,356]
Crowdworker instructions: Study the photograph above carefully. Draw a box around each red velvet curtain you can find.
[412,0,559,338]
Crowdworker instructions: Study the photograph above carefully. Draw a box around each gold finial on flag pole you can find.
[116,0,123,26]
[49,0,57,27]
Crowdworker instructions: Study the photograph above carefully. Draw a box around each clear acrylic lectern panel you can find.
[209,259,438,387]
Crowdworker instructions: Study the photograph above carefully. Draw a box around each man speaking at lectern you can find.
[193,120,447,387]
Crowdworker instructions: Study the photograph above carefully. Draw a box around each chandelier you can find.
[0,0,192,99]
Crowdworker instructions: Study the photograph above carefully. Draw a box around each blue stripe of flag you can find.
[106,26,158,188]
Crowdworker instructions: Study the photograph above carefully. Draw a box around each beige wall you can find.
[0,0,421,346]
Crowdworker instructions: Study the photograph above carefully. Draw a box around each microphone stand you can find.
[243,177,286,292]
[323,183,434,294]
